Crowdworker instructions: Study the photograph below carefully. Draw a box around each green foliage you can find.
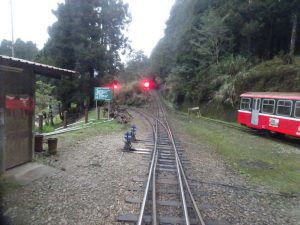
[123,50,150,81]
[237,57,300,93]
[34,124,55,133]
[210,55,252,105]
[150,0,300,111]
[45,0,130,74]
[41,0,130,111]
[191,9,232,64]
[115,81,150,107]
[35,80,59,114]
[0,176,20,195]
[0,39,12,56]
[0,38,38,60]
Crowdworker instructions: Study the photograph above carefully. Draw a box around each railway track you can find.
[117,97,205,224]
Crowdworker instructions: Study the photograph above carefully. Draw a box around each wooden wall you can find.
[0,66,35,172]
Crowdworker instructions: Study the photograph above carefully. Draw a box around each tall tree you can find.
[123,50,150,81]
[289,1,299,57]
[0,39,38,60]
[191,10,231,64]
[42,0,130,110]
[0,40,12,57]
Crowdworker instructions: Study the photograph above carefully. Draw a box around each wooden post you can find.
[97,106,100,120]
[63,111,68,128]
[108,102,110,119]
[188,107,201,118]
[38,114,43,133]
[85,108,88,123]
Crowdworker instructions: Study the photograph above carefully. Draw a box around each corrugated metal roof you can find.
[0,55,77,78]
[241,92,300,100]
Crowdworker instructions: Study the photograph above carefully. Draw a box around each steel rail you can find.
[137,115,158,225]
[152,111,159,225]
[167,127,190,225]
[136,97,205,225]
[155,100,190,225]
[178,156,206,225]
[158,98,206,225]
[141,100,192,224]
[132,109,158,224]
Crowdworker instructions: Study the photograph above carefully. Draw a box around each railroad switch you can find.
[123,131,132,151]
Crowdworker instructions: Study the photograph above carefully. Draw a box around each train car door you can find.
[251,98,261,125]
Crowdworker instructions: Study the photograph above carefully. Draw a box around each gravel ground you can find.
[168,112,300,225]
[2,105,300,225]
[2,112,152,225]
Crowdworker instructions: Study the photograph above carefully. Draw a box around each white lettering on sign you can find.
[94,87,112,101]
[269,118,279,127]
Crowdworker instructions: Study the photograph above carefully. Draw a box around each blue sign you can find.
[94,87,113,101]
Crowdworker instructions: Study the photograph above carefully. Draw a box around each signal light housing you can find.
[113,80,119,89]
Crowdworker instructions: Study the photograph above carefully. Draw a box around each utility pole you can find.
[10,0,15,57]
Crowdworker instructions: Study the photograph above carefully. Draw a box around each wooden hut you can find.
[0,55,76,173]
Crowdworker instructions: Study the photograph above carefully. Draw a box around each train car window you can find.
[276,100,292,116]
[252,98,261,111]
[262,99,275,114]
[295,101,300,118]
[240,98,251,110]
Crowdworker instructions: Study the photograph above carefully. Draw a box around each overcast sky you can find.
[0,0,175,57]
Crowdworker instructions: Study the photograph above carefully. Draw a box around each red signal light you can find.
[144,81,150,88]
[113,84,118,89]
[141,79,153,91]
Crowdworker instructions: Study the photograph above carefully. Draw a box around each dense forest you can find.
[149,0,300,119]
[1,0,300,120]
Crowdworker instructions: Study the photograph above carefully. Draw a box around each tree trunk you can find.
[289,12,298,57]
[266,21,273,59]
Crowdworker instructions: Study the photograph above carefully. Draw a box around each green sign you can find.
[94,87,113,101]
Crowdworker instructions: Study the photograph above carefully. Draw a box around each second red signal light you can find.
[141,79,152,91]
[143,81,150,88]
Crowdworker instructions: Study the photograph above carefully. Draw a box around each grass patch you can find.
[48,108,129,144]
[34,115,63,133]
[35,108,110,133]
[0,176,20,195]
[177,113,300,195]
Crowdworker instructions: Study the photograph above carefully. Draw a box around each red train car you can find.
[237,92,300,138]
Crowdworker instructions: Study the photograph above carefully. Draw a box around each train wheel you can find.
[268,131,285,138]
